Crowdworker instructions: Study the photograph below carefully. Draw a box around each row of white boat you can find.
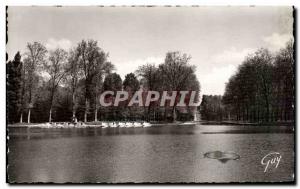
[28,121,152,128]
[99,121,152,128]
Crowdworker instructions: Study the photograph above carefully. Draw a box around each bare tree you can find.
[23,42,47,123]
[44,48,68,122]
[159,51,196,121]
[65,48,82,121]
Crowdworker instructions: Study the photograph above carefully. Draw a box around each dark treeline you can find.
[200,95,224,121]
[7,40,200,123]
[200,41,294,123]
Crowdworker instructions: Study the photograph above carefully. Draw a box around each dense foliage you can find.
[200,41,294,123]
[7,41,200,123]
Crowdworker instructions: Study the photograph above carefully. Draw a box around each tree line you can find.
[7,40,200,123]
[200,41,294,123]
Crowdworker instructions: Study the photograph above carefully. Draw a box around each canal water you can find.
[7,125,294,183]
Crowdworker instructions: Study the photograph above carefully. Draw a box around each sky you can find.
[7,6,294,95]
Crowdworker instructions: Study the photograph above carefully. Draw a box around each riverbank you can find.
[7,121,185,128]
[7,120,295,129]
[7,121,295,128]
[200,120,294,126]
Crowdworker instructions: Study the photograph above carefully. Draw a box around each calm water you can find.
[7,125,294,183]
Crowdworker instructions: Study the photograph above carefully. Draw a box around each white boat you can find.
[109,122,118,128]
[143,122,152,127]
[118,122,126,127]
[101,122,109,128]
[125,122,134,128]
[134,122,143,127]
[68,123,75,127]
[45,122,51,128]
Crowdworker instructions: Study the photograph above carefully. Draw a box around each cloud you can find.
[197,47,255,95]
[212,47,255,66]
[198,64,237,95]
[114,56,164,79]
[263,33,293,52]
[115,47,255,95]
[45,38,72,51]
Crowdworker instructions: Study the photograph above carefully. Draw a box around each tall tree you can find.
[273,40,294,121]
[136,64,162,121]
[44,48,68,122]
[65,48,82,121]
[92,61,114,121]
[251,49,273,122]
[103,73,123,120]
[223,43,294,123]
[200,95,223,121]
[7,52,23,123]
[103,73,122,92]
[75,40,109,122]
[122,73,140,120]
[159,51,197,121]
[23,42,47,123]
[123,73,139,91]
[136,64,160,91]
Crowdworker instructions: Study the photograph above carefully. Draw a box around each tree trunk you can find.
[172,106,177,122]
[49,108,52,123]
[27,109,31,123]
[72,110,76,118]
[20,112,23,123]
[265,99,270,122]
[164,108,167,121]
[72,91,76,119]
[84,98,88,122]
[94,93,98,122]
[94,108,98,122]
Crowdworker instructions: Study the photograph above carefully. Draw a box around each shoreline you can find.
[7,120,294,128]
[201,121,294,126]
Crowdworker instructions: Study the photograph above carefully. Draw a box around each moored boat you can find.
[134,122,143,127]
[101,122,109,128]
[118,122,126,127]
[125,122,134,128]
[143,122,152,127]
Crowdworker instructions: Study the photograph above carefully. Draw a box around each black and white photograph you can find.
[6,6,295,183]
